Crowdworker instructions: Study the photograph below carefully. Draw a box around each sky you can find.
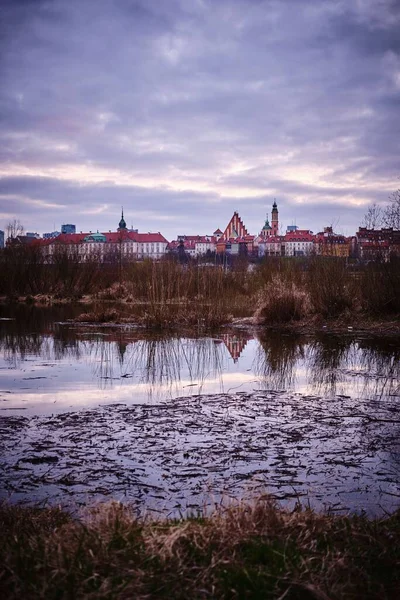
[0,0,399,240]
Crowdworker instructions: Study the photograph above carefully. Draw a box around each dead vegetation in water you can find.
[0,498,399,599]
[75,308,121,323]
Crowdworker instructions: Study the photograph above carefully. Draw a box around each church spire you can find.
[118,207,127,230]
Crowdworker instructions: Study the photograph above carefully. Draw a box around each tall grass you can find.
[306,257,353,318]
[1,248,399,324]
[254,276,309,324]
[1,499,399,599]
[359,258,400,315]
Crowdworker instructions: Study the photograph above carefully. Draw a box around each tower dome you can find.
[118,208,127,230]
[261,216,272,238]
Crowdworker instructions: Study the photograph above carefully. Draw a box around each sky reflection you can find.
[0,317,399,415]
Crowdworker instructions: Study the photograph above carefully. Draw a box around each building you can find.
[40,211,169,262]
[258,235,284,257]
[168,235,216,257]
[43,231,61,239]
[0,230,4,249]
[216,211,255,255]
[271,200,279,236]
[356,227,400,261]
[257,201,283,256]
[61,224,76,235]
[316,227,351,257]
[6,235,41,248]
[284,230,315,256]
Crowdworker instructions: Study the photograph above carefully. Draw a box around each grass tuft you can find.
[1,498,399,599]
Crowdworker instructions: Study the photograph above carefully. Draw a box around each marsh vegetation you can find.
[1,247,399,328]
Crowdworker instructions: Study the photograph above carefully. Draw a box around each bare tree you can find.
[382,189,400,230]
[6,218,24,240]
[363,203,382,229]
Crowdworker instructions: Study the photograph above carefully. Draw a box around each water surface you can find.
[0,304,399,516]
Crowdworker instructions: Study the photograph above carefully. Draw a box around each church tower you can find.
[261,216,272,239]
[271,200,279,237]
[118,208,127,231]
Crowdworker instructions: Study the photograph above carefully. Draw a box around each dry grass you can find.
[75,308,121,323]
[1,498,399,599]
[1,250,399,326]
[254,277,310,324]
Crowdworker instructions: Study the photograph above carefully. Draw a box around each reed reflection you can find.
[87,332,251,396]
[305,334,400,400]
[253,331,304,390]
[306,335,353,396]
[0,302,399,405]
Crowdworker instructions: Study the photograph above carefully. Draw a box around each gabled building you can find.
[217,211,255,255]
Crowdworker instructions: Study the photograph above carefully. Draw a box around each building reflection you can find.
[0,305,399,403]
[219,332,251,362]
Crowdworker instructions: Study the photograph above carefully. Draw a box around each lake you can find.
[1,303,399,517]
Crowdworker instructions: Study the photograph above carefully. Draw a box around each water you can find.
[0,303,399,516]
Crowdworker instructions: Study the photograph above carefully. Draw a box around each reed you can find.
[1,248,399,324]
[359,257,400,315]
[254,276,309,324]
[306,257,353,317]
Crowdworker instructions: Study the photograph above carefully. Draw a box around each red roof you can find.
[285,231,315,242]
[40,230,168,245]
[135,232,168,243]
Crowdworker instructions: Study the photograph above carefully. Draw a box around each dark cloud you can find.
[0,0,399,239]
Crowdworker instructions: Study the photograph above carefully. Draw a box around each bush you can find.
[254,276,309,324]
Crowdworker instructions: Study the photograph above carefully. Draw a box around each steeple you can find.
[271,200,279,236]
[118,207,127,230]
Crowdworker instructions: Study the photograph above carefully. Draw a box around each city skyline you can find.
[1,0,399,239]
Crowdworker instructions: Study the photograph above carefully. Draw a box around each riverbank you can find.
[1,498,399,599]
[1,293,399,336]
[1,255,399,331]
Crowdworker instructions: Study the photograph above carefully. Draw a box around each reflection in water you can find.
[1,305,400,516]
[0,304,399,410]
[254,332,304,390]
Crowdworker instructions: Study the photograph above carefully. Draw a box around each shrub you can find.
[254,276,309,324]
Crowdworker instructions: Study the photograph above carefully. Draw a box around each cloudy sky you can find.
[1,0,399,239]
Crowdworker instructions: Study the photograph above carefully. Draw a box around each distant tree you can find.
[6,218,24,240]
[362,203,382,229]
[382,189,400,230]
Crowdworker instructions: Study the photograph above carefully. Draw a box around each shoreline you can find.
[1,295,399,336]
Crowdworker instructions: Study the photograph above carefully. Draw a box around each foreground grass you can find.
[1,499,399,599]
